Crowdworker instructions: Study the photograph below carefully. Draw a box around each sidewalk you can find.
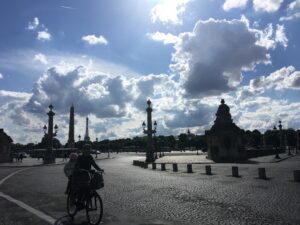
[250,152,299,163]
[0,155,110,168]
[155,154,214,164]
[152,152,300,164]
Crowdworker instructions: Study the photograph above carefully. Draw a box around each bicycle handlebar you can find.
[78,168,104,174]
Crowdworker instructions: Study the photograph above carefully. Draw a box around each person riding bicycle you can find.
[71,144,104,208]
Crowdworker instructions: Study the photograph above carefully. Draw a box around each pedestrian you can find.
[19,153,23,162]
[63,153,78,194]
[63,153,68,162]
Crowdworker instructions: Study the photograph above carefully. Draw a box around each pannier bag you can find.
[90,172,104,189]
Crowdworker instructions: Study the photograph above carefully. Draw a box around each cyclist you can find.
[71,144,104,208]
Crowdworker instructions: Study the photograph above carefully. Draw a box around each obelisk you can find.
[84,117,90,142]
[67,104,75,148]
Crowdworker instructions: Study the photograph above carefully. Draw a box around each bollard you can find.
[187,164,193,173]
[173,163,178,172]
[258,168,267,179]
[232,166,239,177]
[294,170,300,182]
[205,165,212,175]
[140,161,145,168]
[152,163,156,170]
[161,163,166,171]
[144,163,148,169]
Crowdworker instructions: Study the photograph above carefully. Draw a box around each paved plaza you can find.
[0,153,299,225]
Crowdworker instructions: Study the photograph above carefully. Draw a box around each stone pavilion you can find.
[0,129,13,163]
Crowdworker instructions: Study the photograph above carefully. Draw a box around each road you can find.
[0,153,300,225]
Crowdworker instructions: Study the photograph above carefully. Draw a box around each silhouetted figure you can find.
[64,153,78,194]
[63,153,68,162]
[19,153,23,162]
[71,144,103,208]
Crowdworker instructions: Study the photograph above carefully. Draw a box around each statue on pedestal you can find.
[205,99,246,162]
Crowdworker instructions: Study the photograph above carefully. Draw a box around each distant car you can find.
[90,150,101,154]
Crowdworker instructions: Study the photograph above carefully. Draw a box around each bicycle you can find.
[67,169,104,225]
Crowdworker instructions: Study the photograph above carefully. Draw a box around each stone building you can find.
[0,129,13,163]
[205,99,246,162]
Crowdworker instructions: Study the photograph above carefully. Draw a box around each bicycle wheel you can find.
[86,192,103,225]
[67,192,77,217]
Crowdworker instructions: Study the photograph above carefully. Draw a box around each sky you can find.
[0,0,300,144]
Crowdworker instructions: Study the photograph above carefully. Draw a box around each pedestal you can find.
[43,151,55,164]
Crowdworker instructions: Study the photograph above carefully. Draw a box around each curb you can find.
[271,154,299,163]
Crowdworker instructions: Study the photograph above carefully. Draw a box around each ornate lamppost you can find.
[43,104,58,164]
[278,120,283,151]
[187,129,193,153]
[285,133,292,155]
[296,130,299,154]
[142,99,157,163]
[273,125,280,159]
[153,121,158,159]
[95,138,98,158]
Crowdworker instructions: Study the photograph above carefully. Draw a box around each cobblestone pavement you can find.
[0,153,299,225]
[0,154,109,167]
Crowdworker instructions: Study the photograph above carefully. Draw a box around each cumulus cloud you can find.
[255,23,288,49]
[164,102,215,128]
[236,97,300,131]
[27,17,39,30]
[25,65,131,118]
[82,35,108,45]
[0,72,3,79]
[289,0,300,10]
[250,66,300,91]
[0,90,36,142]
[169,17,280,97]
[131,73,181,110]
[147,32,179,44]
[275,25,288,48]
[223,0,248,11]
[237,66,300,104]
[280,0,300,21]
[34,53,48,64]
[37,29,51,41]
[253,0,283,13]
[151,0,190,24]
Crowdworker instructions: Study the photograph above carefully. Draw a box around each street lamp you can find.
[273,125,280,159]
[285,133,292,156]
[153,121,158,159]
[187,129,197,155]
[95,138,98,158]
[296,130,299,154]
[107,140,110,158]
[142,99,157,163]
[43,104,58,164]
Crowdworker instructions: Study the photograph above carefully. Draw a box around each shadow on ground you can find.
[54,215,89,225]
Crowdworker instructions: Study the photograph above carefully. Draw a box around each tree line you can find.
[11,128,300,153]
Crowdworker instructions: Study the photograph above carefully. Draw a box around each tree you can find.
[178,133,188,150]
[264,130,279,147]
